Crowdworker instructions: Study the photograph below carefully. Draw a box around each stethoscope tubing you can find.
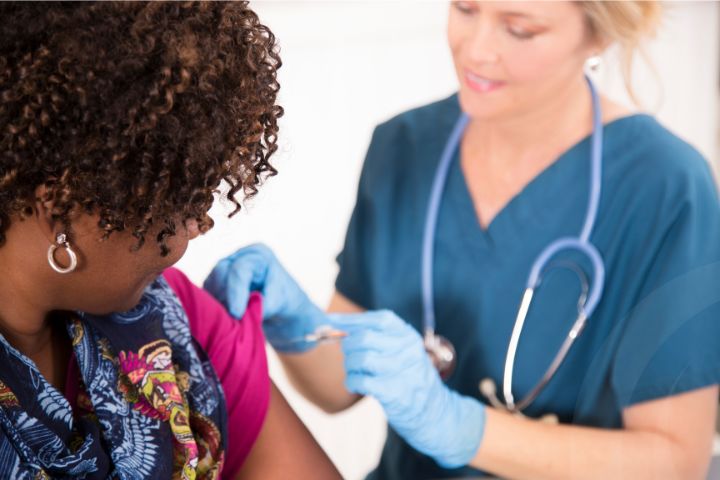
[421,113,470,338]
[421,75,606,412]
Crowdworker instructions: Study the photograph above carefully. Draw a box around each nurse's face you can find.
[447,1,599,120]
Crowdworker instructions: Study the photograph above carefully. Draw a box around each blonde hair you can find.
[578,1,663,103]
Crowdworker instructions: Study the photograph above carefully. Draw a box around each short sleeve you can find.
[163,268,270,480]
[335,96,460,312]
[611,160,720,408]
[335,126,387,310]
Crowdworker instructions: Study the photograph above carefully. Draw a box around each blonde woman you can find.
[207,2,720,478]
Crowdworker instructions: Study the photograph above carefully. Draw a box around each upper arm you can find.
[234,381,342,480]
[610,158,720,409]
[623,385,719,478]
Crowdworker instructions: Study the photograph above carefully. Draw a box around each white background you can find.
[176,2,720,479]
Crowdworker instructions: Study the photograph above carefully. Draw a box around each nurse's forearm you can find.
[279,342,362,414]
[278,290,367,413]
[469,407,708,480]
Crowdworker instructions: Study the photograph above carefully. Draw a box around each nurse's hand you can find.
[329,310,486,468]
[204,243,326,353]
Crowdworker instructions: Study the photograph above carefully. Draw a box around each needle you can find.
[270,325,348,349]
[303,325,348,343]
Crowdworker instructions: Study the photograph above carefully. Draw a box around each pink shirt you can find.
[65,267,270,480]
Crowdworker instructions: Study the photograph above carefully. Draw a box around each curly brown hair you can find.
[0,1,282,255]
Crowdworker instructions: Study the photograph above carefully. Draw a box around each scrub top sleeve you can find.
[335,125,390,310]
[611,163,720,409]
[335,204,372,309]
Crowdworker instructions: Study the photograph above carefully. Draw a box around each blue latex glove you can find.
[329,310,486,468]
[203,243,326,353]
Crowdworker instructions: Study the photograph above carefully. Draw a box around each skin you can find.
[277,2,719,478]
[0,187,189,390]
[0,188,340,479]
[236,382,342,480]
[449,0,627,228]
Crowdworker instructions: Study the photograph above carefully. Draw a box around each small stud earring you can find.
[585,54,603,73]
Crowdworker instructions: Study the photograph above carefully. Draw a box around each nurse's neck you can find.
[460,76,631,228]
[464,76,627,170]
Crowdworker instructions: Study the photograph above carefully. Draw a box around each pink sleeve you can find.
[163,268,270,480]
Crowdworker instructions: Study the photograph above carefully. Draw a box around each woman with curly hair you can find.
[0,2,340,479]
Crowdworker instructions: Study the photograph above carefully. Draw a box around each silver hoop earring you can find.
[47,233,78,274]
[585,54,603,73]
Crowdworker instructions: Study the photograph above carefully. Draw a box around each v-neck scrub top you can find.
[335,94,720,480]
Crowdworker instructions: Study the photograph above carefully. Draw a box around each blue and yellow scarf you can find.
[0,278,227,479]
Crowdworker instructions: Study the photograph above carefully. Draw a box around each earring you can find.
[47,233,78,274]
[585,54,603,73]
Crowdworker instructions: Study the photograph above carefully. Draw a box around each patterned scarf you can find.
[0,278,227,480]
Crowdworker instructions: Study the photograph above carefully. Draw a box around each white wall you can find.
[176,2,720,479]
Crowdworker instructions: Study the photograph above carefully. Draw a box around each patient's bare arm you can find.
[235,381,342,480]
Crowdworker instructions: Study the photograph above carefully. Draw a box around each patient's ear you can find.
[32,184,59,245]
[33,184,86,274]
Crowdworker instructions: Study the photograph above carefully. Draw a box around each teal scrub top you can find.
[335,94,720,480]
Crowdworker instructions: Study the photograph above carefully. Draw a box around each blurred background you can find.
[175,2,720,479]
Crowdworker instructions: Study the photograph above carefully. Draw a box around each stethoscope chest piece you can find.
[478,377,560,424]
[424,333,457,380]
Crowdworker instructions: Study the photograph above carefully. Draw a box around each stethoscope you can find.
[421,75,605,417]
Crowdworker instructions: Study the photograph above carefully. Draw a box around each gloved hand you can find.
[203,243,326,353]
[329,310,486,469]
